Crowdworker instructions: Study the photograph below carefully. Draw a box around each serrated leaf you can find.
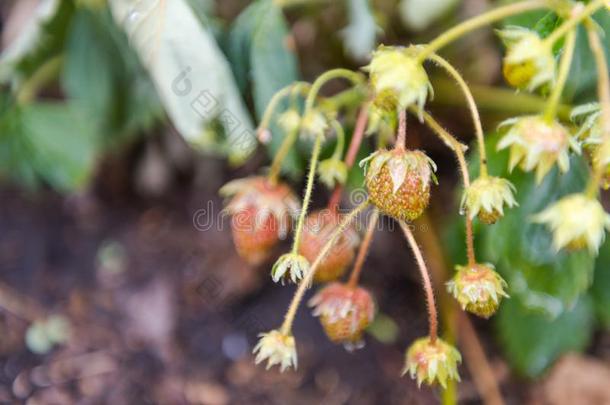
[496,295,594,378]
[108,0,256,164]
[592,239,610,329]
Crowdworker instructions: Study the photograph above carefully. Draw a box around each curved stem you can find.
[395,110,407,150]
[400,221,438,343]
[416,0,548,63]
[328,104,369,211]
[280,201,369,334]
[347,209,379,288]
[428,54,488,177]
[543,0,607,46]
[410,107,476,265]
[291,134,324,254]
[304,69,364,113]
[268,128,299,184]
[544,29,576,122]
[258,82,309,132]
[584,19,610,198]
[329,120,346,160]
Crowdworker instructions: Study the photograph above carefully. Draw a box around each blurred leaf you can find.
[0,0,74,86]
[469,134,594,318]
[108,0,256,164]
[496,295,594,378]
[400,0,458,32]
[342,0,379,60]
[62,7,163,144]
[228,0,302,176]
[0,101,97,191]
[564,12,610,103]
[592,239,610,329]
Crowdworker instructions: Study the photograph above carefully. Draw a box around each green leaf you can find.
[496,295,594,378]
[62,7,163,144]
[108,0,256,165]
[470,134,594,317]
[0,0,74,85]
[228,0,302,177]
[0,101,97,191]
[592,238,610,329]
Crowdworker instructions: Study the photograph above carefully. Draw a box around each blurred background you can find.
[1,0,610,404]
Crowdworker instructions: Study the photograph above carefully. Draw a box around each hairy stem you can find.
[291,134,324,253]
[259,82,309,133]
[395,110,407,150]
[304,69,364,113]
[328,105,369,211]
[400,221,438,342]
[280,201,369,334]
[410,107,476,265]
[347,209,379,288]
[428,54,488,177]
[544,29,576,122]
[417,0,548,62]
[268,128,299,184]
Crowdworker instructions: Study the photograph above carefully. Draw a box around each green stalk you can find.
[291,134,324,254]
[544,29,576,122]
[416,0,548,63]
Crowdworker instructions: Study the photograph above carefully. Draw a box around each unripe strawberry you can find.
[497,27,555,91]
[361,149,437,221]
[308,282,376,350]
[220,177,300,265]
[298,210,360,283]
[403,337,461,388]
[446,263,508,318]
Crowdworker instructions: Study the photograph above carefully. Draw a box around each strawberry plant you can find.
[1,0,610,402]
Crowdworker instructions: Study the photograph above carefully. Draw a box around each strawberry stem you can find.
[280,201,369,335]
[400,221,438,343]
[428,54,488,177]
[291,133,324,254]
[347,209,379,288]
[328,104,369,212]
[395,110,407,151]
[544,29,576,123]
[410,107,476,265]
[416,0,549,63]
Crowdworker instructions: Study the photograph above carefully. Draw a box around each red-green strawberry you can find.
[298,210,360,283]
[360,149,437,221]
[220,177,300,265]
[308,282,375,350]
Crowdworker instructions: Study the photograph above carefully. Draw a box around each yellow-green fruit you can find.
[403,337,461,388]
[446,264,508,318]
[362,149,436,221]
[503,59,537,89]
